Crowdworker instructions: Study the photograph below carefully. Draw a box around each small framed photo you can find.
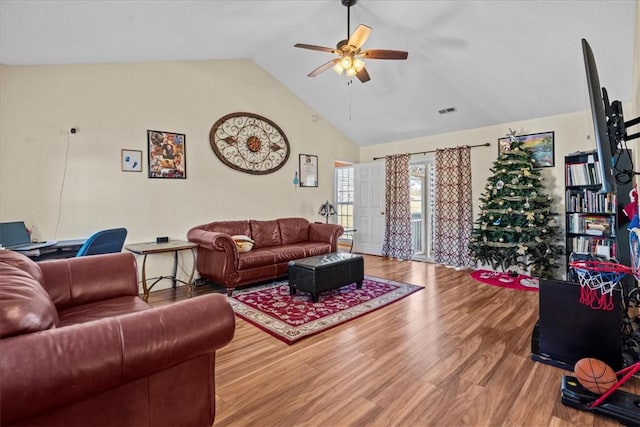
[498,131,555,168]
[299,154,318,187]
[147,130,186,179]
[121,149,142,172]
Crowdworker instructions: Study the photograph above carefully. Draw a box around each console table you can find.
[125,240,197,301]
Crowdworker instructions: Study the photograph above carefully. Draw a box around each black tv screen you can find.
[581,38,617,194]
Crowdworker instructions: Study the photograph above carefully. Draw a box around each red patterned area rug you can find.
[470,269,539,292]
[229,276,423,344]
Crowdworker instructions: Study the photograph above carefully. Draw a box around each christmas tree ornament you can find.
[531,191,537,197]
[498,200,504,206]
[524,198,530,209]
[493,218,501,225]
[495,180,504,190]
[515,226,522,232]
[499,238,504,242]
[510,191,515,196]
[507,208,513,213]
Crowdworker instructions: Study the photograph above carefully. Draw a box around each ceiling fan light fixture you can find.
[345,67,357,77]
[341,56,353,69]
[353,58,365,71]
[333,63,345,74]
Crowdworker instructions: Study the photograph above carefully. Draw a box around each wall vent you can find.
[438,106,457,115]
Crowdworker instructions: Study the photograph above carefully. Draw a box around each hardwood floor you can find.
[147,255,639,426]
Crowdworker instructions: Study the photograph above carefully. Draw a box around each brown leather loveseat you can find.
[188,217,343,295]
[0,250,235,427]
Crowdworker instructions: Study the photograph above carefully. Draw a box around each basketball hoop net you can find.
[568,260,632,311]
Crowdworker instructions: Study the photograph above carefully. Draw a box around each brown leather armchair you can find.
[0,250,235,427]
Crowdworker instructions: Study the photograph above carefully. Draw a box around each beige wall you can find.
[360,110,604,228]
[0,60,359,288]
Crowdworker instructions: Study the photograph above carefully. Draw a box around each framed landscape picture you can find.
[147,130,186,179]
[498,131,555,168]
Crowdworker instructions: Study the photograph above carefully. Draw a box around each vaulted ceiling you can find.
[0,0,636,146]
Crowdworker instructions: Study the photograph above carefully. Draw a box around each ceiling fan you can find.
[294,0,408,83]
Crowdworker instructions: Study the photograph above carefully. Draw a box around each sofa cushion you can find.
[57,296,150,327]
[205,220,250,237]
[278,218,310,245]
[0,251,59,338]
[250,220,281,248]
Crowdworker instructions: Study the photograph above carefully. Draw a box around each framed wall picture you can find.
[299,154,318,187]
[498,131,555,168]
[147,130,186,179]
[121,149,142,172]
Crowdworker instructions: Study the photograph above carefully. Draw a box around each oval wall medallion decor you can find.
[209,112,290,175]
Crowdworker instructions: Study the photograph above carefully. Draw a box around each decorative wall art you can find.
[299,154,318,187]
[209,112,290,175]
[498,131,555,168]
[121,149,142,172]
[147,130,186,179]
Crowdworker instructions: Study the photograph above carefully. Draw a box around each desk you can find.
[125,240,198,301]
[17,239,87,260]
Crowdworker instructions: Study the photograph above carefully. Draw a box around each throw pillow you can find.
[231,235,254,253]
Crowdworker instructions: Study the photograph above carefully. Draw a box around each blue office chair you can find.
[76,228,128,257]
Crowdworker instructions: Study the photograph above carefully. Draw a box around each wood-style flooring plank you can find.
[146,254,639,426]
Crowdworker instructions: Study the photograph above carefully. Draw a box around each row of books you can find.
[570,236,617,259]
[565,160,602,186]
[567,214,614,235]
[565,189,616,213]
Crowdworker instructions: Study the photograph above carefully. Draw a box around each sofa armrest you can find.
[38,252,139,309]
[309,223,344,251]
[187,228,240,286]
[0,293,235,425]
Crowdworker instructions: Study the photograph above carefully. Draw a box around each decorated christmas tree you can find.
[468,130,563,278]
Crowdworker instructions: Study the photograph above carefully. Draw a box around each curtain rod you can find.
[372,142,491,160]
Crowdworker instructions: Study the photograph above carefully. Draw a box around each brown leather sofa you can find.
[188,217,343,295]
[0,250,235,427]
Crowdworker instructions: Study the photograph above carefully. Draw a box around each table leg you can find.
[141,254,149,301]
[172,250,178,288]
[186,248,196,298]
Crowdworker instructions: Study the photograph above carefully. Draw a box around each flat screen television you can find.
[581,38,617,194]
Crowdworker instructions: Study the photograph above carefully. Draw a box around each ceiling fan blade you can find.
[356,66,371,83]
[294,43,337,54]
[348,24,372,49]
[307,58,340,77]
[360,49,409,60]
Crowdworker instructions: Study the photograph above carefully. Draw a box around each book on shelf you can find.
[565,159,602,187]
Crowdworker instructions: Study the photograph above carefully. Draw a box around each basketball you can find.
[573,358,618,394]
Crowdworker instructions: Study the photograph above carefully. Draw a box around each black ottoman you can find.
[288,252,364,302]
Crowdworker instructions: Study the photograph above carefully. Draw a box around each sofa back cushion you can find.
[0,251,58,338]
[278,218,310,245]
[205,221,250,237]
[250,220,282,248]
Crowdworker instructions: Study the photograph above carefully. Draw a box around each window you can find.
[335,166,354,233]
[409,157,436,261]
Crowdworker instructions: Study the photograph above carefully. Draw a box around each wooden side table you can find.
[125,240,198,301]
